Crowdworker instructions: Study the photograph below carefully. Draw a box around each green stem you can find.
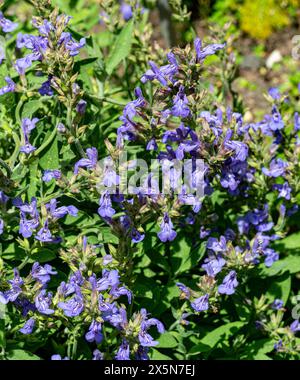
[9,132,21,168]
[34,127,57,157]
[0,159,12,177]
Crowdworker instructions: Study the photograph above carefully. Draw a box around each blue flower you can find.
[191,294,209,312]
[20,317,36,335]
[171,86,190,118]
[120,2,133,21]
[268,87,281,100]
[31,262,57,284]
[39,78,54,96]
[0,218,4,235]
[262,158,288,178]
[273,182,291,200]
[92,349,104,360]
[202,255,226,277]
[0,269,23,304]
[42,170,61,183]
[218,270,238,295]
[58,288,84,317]
[59,32,86,56]
[74,147,98,174]
[130,228,145,243]
[0,12,18,33]
[194,38,225,62]
[290,320,300,333]
[264,248,279,267]
[115,340,130,360]
[51,354,70,360]
[76,99,87,115]
[35,290,54,315]
[0,77,15,96]
[157,212,177,242]
[98,191,115,219]
[271,299,284,310]
[85,320,103,344]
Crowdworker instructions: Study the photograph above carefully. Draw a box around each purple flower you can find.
[122,87,146,121]
[262,158,288,178]
[290,320,300,333]
[194,38,226,63]
[218,270,238,295]
[120,2,133,21]
[97,269,120,291]
[264,248,279,267]
[224,140,248,162]
[273,182,291,200]
[268,106,284,131]
[138,310,164,347]
[31,262,57,284]
[20,317,35,335]
[202,255,226,277]
[92,349,104,360]
[35,290,54,315]
[76,99,87,115]
[20,118,39,154]
[98,191,115,219]
[294,112,300,131]
[51,355,70,360]
[42,169,61,183]
[130,228,145,243]
[171,86,190,118]
[0,269,23,304]
[35,220,53,242]
[268,87,281,100]
[191,294,209,312]
[46,198,78,219]
[207,236,227,253]
[59,32,86,56]
[74,147,98,174]
[157,213,177,242]
[57,122,66,133]
[15,55,33,75]
[271,299,284,310]
[0,77,15,96]
[115,340,130,360]
[20,140,36,154]
[141,54,178,86]
[85,320,103,344]
[39,78,54,96]
[0,12,18,33]
[58,289,84,317]
[19,212,39,238]
[0,218,4,235]
[274,340,283,351]
[110,286,132,304]
[176,282,191,299]
[34,19,53,36]
[135,346,149,360]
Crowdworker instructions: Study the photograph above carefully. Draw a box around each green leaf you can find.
[106,19,134,75]
[266,272,291,305]
[157,332,178,348]
[27,160,39,199]
[21,100,41,119]
[259,255,300,277]
[190,322,246,354]
[241,339,275,359]
[29,248,57,263]
[7,349,41,360]
[39,136,59,170]
[150,349,172,360]
[273,232,300,250]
